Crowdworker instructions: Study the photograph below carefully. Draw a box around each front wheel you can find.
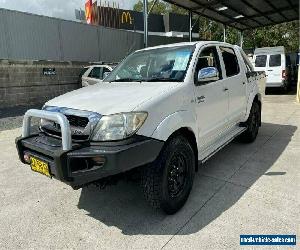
[141,135,195,214]
[239,102,260,143]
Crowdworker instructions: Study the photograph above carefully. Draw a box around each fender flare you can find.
[151,110,198,146]
[244,91,262,122]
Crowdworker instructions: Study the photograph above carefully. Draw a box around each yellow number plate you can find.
[30,157,51,178]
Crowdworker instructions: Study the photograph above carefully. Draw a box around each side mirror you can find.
[103,72,110,79]
[197,67,219,83]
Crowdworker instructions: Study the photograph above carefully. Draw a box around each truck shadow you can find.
[77,122,296,235]
[265,86,297,95]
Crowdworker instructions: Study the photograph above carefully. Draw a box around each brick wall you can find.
[0,60,87,108]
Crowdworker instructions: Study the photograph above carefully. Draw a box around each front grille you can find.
[41,114,91,142]
[42,126,89,141]
[65,115,89,128]
[40,108,101,143]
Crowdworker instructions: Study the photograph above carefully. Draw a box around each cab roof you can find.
[136,41,238,52]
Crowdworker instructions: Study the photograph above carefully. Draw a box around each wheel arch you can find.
[253,94,262,126]
[244,92,262,125]
[166,127,199,172]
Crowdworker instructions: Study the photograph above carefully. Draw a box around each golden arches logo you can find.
[121,12,133,24]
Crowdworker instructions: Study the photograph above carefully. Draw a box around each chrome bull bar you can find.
[22,109,72,151]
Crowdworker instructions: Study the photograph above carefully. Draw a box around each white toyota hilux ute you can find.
[16,41,266,214]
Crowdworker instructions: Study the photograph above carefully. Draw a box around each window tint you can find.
[101,68,111,80]
[88,67,101,79]
[196,46,222,81]
[255,55,267,67]
[269,54,281,67]
[220,47,240,77]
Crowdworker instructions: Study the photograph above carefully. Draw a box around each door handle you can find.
[197,96,205,103]
[223,87,229,92]
[242,82,246,85]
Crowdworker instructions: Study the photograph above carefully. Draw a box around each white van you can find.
[254,46,290,90]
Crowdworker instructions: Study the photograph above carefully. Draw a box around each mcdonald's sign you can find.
[85,0,92,24]
[121,11,134,25]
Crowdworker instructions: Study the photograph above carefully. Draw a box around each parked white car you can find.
[16,41,266,214]
[81,64,114,87]
[253,46,291,90]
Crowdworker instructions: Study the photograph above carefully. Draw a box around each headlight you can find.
[91,112,148,141]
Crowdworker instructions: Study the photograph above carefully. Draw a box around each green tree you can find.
[243,21,299,52]
[133,0,188,15]
[133,0,169,14]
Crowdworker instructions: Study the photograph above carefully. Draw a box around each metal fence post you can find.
[240,31,244,48]
[297,66,300,103]
[189,11,193,42]
[143,0,148,47]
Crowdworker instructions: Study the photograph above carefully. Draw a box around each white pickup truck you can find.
[16,41,266,214]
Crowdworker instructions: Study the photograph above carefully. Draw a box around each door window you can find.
[88,67,101,79]
[195,46,222,82]
[220,47,240,77]
[269,54,281,67]
[255,55,267,67]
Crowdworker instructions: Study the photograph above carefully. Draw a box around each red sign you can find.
[85,0,92,24]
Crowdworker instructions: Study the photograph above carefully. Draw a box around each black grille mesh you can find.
[65,115,89,128]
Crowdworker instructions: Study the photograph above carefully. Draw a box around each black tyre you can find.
[282,81,290,93]
[239,102,260,143]
[141,135,195,214]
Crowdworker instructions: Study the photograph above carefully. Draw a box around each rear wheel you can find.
[282,81,290,93]
[141,135,195,214]
[239,102,260,143]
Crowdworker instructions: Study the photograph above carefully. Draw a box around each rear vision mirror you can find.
[197,67,219,83]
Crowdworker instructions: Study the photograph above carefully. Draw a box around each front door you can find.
[194,46,228,149]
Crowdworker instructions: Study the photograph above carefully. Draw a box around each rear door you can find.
[267,54,283,84]
[219,46,247,125]
[84,66,102,86]
[79,67,90,86]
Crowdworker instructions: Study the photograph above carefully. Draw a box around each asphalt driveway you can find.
[0,94,299,249]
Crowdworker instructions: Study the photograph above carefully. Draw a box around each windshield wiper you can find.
[143,77,180,82]
[109,78,142,82]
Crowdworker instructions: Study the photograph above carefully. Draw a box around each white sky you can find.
[0,0,138,21]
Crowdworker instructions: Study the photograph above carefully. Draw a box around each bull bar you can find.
[22,109,72,151]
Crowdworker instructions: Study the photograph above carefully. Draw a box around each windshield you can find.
[105,45,195,83]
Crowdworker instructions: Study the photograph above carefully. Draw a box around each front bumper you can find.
[16,133,164,189]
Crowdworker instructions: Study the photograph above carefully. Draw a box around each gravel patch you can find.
[0,116,39,132]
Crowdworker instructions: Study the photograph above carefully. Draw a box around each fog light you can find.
[92,156,105,166]
[24,154,31,163]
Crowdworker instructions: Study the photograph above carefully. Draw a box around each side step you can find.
[199,126,246,164]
